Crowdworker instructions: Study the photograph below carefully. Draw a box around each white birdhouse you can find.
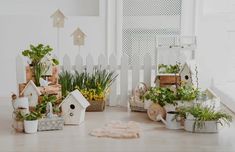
[71,27,86,46]
[179,61,197,87]
[50,9,66,28]
[20,80,41,107]
[60,90,90,125]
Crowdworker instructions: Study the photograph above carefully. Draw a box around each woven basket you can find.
[86,100,105,112]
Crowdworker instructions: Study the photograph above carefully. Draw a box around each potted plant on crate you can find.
[23,111,42,134]
[176,105,232,133]
[22,44,59,86]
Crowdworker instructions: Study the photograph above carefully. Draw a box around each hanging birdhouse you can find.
[71,27,86,46]
[50,9,66,28]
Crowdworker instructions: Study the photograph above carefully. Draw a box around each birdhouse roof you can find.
[180,60,196,74]
[20,80,41,96]
[71,27,86,37]
[50,9,66,19]
[60,90,90,109]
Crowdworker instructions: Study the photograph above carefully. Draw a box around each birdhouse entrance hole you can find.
[185,75,189,80]
[70,104,75,109]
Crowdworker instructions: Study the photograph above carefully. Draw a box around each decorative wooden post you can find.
[50,9,67,62]
[71,27,86,53]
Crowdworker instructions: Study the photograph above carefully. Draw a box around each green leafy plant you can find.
[59,68,117,101]
[35,95,60,114]
[22,44,58,66]
[176,105,232,131]
[34,63,49,86]
[176,85,199,101]
[59,71,74,97]
[24,111,42,121]
[158,63,181,74]
[144,87,176,107]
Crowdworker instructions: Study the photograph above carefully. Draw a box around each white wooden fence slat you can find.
[109,54,117,106]
[98,54,107,69]
[132,54,140,90]
[16,55,26,84]
[63,54,71,72]
[75,54,83,72]
[120,54,129,107]
[144,53,152,87]
[86,54,94,73]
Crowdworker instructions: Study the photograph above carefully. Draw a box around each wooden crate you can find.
[155,75,181,87]
[26,66,59,85]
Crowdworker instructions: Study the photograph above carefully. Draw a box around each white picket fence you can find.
[61,53,156,107]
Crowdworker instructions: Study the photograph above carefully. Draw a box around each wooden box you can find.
[26,66,59,85]
[155,74,181,87]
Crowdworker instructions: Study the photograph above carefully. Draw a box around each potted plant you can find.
[144,87,176,110]
[59,70,74,98]
[158,63,181,74]
[176,85,199,107]
[23,111,42,134]
[22,44,59,86]
[176,105,232,133]
[36,95,61,115]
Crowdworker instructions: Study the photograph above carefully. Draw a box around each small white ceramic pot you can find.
[144,100,153,109]
[24,120,38,134]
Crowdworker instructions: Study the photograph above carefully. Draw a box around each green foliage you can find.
[34,63,49,86]
[158,63,181,74]
[144,87,176,107]
[59,71,74,97]
[22,44,58,66]
[24,111,42,121]
[176,105,232,131]
[176,85,199,101]
[59,68,118,100]
[35,95,59,114]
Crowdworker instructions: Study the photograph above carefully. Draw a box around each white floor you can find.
[1,97,235,152]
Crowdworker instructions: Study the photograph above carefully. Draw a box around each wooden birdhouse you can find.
[59,90,90,125]
[71,27,86,46]
[179,61,197,86]
[20,80,41,107]
[50,9,66,28]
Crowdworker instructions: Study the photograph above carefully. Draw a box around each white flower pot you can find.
[144,100,153,109]
[184,119,219,133]
[24,120,38,134]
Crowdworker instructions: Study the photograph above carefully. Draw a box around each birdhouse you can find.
[60,90,90,125]
[71,27,86,46]
[50,9,66,28]
[20,80,41,107]
[179,61,197,86]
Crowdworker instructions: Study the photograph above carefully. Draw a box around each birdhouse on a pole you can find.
[50,9,66,28]
[71,27,86,46]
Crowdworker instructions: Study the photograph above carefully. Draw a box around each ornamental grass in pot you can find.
[176,105,232,133]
